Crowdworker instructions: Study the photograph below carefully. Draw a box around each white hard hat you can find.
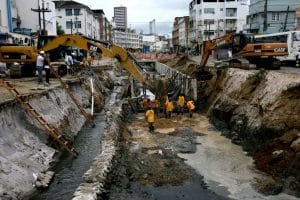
[40,51,45,54]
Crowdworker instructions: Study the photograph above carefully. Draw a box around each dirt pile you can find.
[163,55,198,76]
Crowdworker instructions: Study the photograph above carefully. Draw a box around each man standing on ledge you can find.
[36,51,45,84]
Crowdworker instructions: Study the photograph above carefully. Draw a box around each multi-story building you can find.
[172,17,181,51]
[149,19,156,35]
[0,0,57,36]
[113,29,142,49]
[189,0,249,44]
[178,16,190,48]
[246,0,300,34]
[104,17,113,42]
[297,7,300,31]
[0,1,10,33]
[54,0,100,39]
[114,6,127,31]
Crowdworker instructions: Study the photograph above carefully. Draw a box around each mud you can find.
[104,113,228,200]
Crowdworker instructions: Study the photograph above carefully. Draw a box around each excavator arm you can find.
[41,34,145,83]
[199,32,235,68]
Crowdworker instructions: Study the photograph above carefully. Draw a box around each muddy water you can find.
[29,112,106,200]
[178,115,299,200]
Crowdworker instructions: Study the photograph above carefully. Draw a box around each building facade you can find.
[246,0,300,34]
[113,29,142,49]
[0,0,10,33]
[172,17,181,51]
[178,16,190,48]
[54,0,100,39]
[189,0,249,44]
[149,19,156,35]
[113,6,127,31]
[0,0,57,36]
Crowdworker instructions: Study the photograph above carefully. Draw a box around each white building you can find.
[54,0,100,39]
[142,34,157,51]
[189,0,249,43]
[0,0,57,36]
[113,30,142,49]
[0,1,9,33]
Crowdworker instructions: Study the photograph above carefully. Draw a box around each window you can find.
[74,8,80,16]
[226,8,237,17]
[272,12,280,21]
[204,19,214,25]
[65,9,72,16]
[66,21,72,29]
[204,8,215,14]
[74,21,81,29]
[199,9,202,14]
[297,18,300,26]
[197,0,201,4]
[220,8,223,11]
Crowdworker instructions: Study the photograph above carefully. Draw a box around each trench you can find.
[104,112,300,200]
[29,112,106,200]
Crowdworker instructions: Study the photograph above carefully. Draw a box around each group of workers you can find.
[144,94,196,132]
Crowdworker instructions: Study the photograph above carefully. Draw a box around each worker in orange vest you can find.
[151,97,160,116]
[142,98,151,112]
[186,100,195,118]
[145,106,155,132]
[177,94,185,115]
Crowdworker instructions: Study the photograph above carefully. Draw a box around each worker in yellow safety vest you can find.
[186,100,195,118]
[166,98,174,118]
[145,106,155,132]
[177,94,185,115]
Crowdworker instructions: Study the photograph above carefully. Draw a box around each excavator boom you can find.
[41,34,145,83]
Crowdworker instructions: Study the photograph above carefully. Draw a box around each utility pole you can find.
[31,0,51,35]
[263,0,268,32]
[283,6,290,32]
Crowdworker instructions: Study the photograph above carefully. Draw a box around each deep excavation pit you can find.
[1,55,300,200]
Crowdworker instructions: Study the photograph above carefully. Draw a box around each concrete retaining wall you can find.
[155,62,198,100]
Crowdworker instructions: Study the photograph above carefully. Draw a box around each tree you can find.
[56,22,65,35]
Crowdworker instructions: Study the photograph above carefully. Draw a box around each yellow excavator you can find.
[197,32,289,80]
[0,34,145,84]
[40,34,145,83]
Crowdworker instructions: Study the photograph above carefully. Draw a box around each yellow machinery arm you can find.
[41,34,145,83]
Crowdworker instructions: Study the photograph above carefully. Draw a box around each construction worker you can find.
[296,49,300,67]
[163,96,169,117]
[186,99,195,118]
[145,106,155,132]
[177,94,185,115]
[166,98,174,118]
[151,97,160,116]
[36,51,45,84]
[142,98,151,112]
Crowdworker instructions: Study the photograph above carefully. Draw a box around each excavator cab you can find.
[231,33,255,54]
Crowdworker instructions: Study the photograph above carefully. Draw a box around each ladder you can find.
[49,66,95,127]
[0,78,78,156]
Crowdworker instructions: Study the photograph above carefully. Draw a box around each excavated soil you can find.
[105,113,227,200]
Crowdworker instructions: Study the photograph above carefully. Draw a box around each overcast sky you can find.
[76,0,190,35]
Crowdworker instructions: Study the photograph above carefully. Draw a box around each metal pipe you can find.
[90,78,94,116]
